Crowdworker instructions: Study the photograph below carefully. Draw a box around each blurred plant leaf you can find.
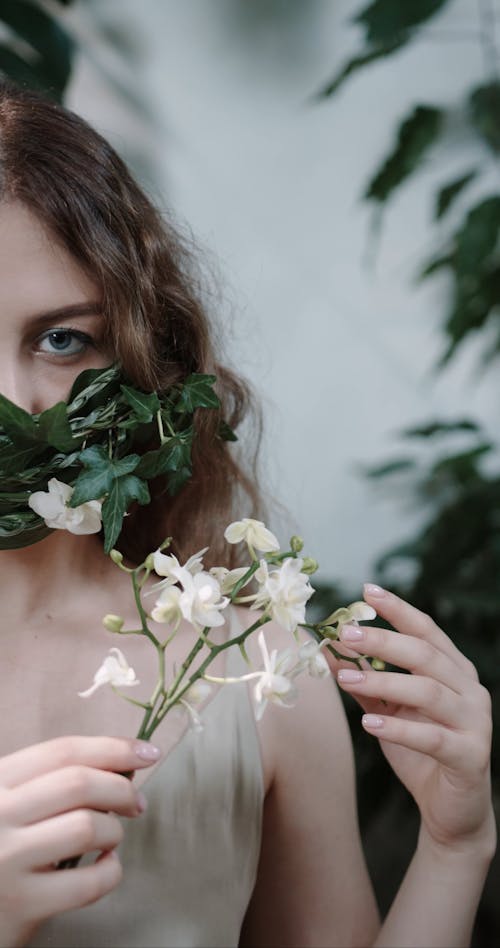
[469,81,500,155]
[434,169,478,220]
[454,196,500,274]
[0,0,75,100]
[363,458,416,478]
[355,0,452,45]
[401,419,481,438]
[418,251,454,280]
[315,38,405,99]
[364,105,443,203]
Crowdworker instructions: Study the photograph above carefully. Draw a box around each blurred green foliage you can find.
[0,0,75,100]
[317,0,500,941]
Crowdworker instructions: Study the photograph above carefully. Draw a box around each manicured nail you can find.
[337,669,365,683]
[362,714,384,729]
[340,624,365,642]
[136,791,148,813]
[135,742,161,761]
[363,583,386,598]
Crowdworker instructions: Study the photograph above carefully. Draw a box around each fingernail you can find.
[340,624,365,642]
[135,742,161,761]
[337,669,365,683]
[363,583,386,598]
[362,714,384,729]
[136,791,148,813]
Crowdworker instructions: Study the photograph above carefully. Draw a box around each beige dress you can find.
[30,640,265,948]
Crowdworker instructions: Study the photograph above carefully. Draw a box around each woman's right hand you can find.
[0,735,160,947]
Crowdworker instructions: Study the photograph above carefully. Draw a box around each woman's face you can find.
[0,201,111,414]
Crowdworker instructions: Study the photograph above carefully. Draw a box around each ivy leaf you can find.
[36,402,79,452]
[218,420,238,442]
[469,81,500,155]
[365,105,443,204]
[102,476,150,553]
[174,374,220,412]
[434,169,478,220]
[165,466,193,496]
[0,394,39,446]
[134,435,192,480]
[355,0,451,45]
[70,445,140,505]
[120,386,160,422]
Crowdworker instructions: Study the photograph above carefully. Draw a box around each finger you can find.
[339,623,471,695]
[0,737,161,790]
[30,849,122,918]
[363,584,476,678]
[337,669,465,728]
[360,713,482,774]
[20,809,124,869]
[4,767,145,826]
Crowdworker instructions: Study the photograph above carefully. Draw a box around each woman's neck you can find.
[0,531,118,623]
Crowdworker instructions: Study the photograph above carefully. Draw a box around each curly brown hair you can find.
[0,80,262,566]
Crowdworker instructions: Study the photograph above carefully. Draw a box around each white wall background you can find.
[66,0,500,588]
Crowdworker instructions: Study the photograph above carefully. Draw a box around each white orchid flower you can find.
[253,557,314,633]
[295,640,330,679]
[253,630,298,720]
[178,571,230,631]
[151,584,183,625]
[209,565,251,595]
[152,547,208,589]
[224,518,280,554]
[28,477,102,535]
[323,601,377,631]
[78,647,139,698]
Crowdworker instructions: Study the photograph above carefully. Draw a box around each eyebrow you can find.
[29,303,103,327]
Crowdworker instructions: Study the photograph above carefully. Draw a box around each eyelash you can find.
[35,327,96,358]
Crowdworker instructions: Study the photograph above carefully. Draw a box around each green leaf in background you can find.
[453,196,500,275]
[355,0,452,45]
[173,374,220,412]
[315,39,406,100]
[363,458,417,478]
[102,476,150,553]
[120,386,161,422]
[434,169,478,220]
[0,0,75,100]
[365,105,443,204]
[70,445,141,506]
[418,252,454,280]
[402,419,481,438]
[469,81,500,155]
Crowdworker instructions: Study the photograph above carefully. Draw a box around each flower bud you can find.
[319,625,337,639]
[144,553,155,571]
[102,614,125,633]
[371,658,386,671]
[290,535,304,553]
[301,557,319,575]
[110,549,123,565]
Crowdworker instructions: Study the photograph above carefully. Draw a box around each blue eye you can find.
[37,328,93,356]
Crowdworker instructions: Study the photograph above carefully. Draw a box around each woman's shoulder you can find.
[230,606,356,794]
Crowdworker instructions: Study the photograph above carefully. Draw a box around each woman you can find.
[0,81,494,948]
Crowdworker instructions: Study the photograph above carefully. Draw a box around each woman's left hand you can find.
[334,584,496,856]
